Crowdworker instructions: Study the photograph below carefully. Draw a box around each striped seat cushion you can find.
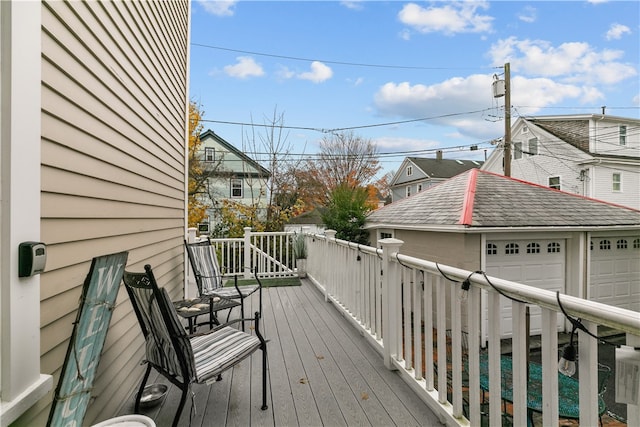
[206,284,260,299]
[191,326,261,383]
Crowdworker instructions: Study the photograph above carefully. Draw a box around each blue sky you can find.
[189,1,639,177]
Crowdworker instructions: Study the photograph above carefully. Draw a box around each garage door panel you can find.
[590,236,640,310]
[486,239,565,338]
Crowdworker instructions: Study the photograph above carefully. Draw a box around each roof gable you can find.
[367,169,640,228]
[391,156,483,186]
[200,129,271,177]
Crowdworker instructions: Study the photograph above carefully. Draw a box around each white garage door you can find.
[486,239,565,338]
[590,236,640,311]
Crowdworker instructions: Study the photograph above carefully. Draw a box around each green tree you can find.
[321,184,371,245]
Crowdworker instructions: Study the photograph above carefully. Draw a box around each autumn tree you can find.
[304,131,382,205]
[187,101,208,227]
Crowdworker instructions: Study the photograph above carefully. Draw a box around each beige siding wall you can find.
[392,230,482,271]
[18,1,190,425]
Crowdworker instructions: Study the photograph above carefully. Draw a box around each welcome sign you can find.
[47,252,128,427]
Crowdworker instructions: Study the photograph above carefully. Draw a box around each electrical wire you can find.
[556,291,639,350]
[191,42,496,71]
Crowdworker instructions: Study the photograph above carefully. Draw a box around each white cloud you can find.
[633,93,640,106]
[488,37,637,85]
[373,136,441,152]
[372,74,604,139]
[223,56,264,79]
[298,61,333,83]
[197,0,237,16]
[606,23,631,40]
[517,6,536,23]
[398,1,493,35]
[340,1,364,11]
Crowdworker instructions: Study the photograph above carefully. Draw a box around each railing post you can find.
[380,237,403,370]
[243,227,252,279]
[324,230,337,302]
[187,227,197,243]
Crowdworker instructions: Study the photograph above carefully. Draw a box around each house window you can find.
[486,243,497,255]
[407,165,413,176]
[526,243,540,254]
[549,176,561,190]
[406,185,411,197]
[514,142,523,159]
[612,173,621,192]
[522,125,529,134]
[204,147,215,162]
[231,178,243,198]
[599,240,611,250]
[619,125,627,146]
[380,232,393,240]
[505,243,519,255]
[417,183,423,192]
[547,242,561,253]
[590,241,594,251]
[633,238,640,249]
[617,239,628,249]
[528,138,538,156]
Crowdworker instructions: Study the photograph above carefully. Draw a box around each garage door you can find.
[486,239,565,338]
[590,236,640,311]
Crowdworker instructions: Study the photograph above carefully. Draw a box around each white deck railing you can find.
[305,231,640,427]
[187,227,299,279]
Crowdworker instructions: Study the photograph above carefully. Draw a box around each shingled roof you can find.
[367,169,640,228]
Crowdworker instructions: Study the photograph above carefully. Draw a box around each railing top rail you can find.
[391,251,640,336]
[250,231,295,237]
[310,233,382,257]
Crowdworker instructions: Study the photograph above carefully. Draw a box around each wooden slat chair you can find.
[123,264,268,427]
[185,239,262,329]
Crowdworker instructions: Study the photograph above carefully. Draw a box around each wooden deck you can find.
[117,279,441,427]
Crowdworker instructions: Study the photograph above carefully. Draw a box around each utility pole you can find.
[503,62,511,177]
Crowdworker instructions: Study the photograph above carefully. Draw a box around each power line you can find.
[201,108,495,134]
[191,42,493,71]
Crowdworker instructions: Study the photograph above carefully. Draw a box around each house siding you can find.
[484,121,593,195]
[591,163,640,210]
[17,1,190,425]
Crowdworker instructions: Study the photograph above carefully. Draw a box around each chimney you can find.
[436,150,443,161]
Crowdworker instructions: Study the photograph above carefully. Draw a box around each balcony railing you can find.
[305,231,640,427]
[187,228,640,426]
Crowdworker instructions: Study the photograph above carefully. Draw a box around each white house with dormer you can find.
[482,114,640,209]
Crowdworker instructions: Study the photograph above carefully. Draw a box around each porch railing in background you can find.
[186,227,299,279]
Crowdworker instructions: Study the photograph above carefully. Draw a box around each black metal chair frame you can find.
[185,238,263,330]
[124,264,268,427]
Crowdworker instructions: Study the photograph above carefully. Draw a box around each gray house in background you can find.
[390,153,483,202]
[366,169,640,341]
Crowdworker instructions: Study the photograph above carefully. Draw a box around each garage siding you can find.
[18,1,190,425]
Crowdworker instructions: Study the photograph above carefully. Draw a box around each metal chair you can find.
[185,238,262,329]
[123,264,268,427]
